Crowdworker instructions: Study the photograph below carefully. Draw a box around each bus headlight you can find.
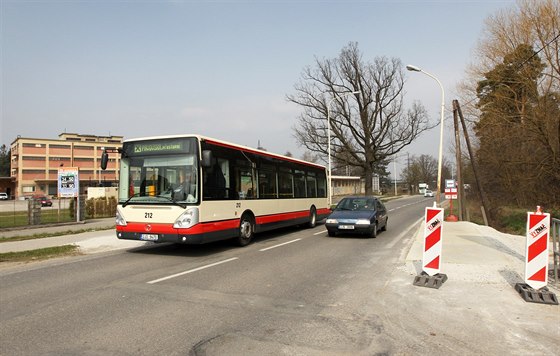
[173,207,199,229]
[116,208,127,226]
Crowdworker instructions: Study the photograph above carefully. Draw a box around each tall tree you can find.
[476,43,558,207]
[287,42,433,194]
[459,0,560,210]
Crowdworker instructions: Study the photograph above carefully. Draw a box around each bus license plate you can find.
[339,225,354,230]
[140,234,159,241]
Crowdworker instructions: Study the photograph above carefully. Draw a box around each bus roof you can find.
[123,134,326,170]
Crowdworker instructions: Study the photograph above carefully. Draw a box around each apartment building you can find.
[10,133,123,199]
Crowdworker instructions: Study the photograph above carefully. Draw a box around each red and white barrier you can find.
[423,205,444,276]
[524,206,551,290]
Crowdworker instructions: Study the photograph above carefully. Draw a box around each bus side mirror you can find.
[202,150,213,168]
[100,151,109,170]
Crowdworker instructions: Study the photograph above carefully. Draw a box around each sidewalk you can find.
[0,218,148,254]
[0,218,116,239]
[407,221,527,284]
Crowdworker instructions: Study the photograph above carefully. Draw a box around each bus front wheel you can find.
[307,207,317,228]
[237,214,254,246]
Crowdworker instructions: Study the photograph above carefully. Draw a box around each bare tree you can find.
[287,42,434,194]
[300,150,320,164]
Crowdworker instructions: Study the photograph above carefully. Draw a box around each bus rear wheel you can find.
[237,214,254,246]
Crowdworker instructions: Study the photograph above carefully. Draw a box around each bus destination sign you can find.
[134,142,183,154]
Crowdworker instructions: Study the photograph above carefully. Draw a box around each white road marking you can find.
[147,257,239,284]
[259,238,301,251]
[313,230,326,236]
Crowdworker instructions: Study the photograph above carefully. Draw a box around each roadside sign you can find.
[422,205,444,276]
[444,187,457,200]
[445,179,455,189]
[524,207,551,290]
[58,167,80,198]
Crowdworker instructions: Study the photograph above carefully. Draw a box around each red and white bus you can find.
[101,134,330,246]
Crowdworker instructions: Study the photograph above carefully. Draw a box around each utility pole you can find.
[407,152,411,194]
[452,100,465,221]
[455,100,492,226]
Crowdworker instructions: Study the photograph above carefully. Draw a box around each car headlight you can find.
[173,207,199,229]
[116,208,127,226]
[355,219,371,225]
[326,218,338,224]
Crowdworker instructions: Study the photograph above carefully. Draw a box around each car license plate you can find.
[339,225,354,230]
[140,234,159,241]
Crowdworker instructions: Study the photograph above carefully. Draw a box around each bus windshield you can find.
[118,144,199,205]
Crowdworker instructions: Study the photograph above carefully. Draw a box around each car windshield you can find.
[335,198,376,211]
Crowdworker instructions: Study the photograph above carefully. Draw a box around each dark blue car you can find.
[325,196,388,238]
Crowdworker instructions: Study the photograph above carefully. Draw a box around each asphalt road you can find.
[1,196,556,355]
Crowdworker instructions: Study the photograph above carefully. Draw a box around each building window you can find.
[22,156,46,161]
[23,169,45,174]
[22,186,36,193]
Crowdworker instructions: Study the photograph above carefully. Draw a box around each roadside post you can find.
[413,203,448,289]
[515,206,558,305]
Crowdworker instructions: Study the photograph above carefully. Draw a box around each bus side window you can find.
[203,158,229,200]
[237,166,254,200]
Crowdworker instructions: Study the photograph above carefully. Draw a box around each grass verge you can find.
[0,245,82,263]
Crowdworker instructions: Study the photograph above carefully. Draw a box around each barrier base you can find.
[413,272,448,289]
[514,283,558,305]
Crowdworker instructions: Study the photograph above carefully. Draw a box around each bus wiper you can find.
[155,194,188,208]
[122,193,143,208]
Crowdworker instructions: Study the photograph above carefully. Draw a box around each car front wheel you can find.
[369,223,377,238]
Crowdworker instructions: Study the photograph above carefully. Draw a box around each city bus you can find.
[100,134,330,246]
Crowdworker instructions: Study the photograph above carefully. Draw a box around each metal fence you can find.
[0,197,115,229]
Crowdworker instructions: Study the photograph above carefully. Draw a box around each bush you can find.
[496,207,527,235]
[85,197,117,218]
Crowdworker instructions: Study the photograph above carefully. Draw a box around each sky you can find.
[1,0,516,175]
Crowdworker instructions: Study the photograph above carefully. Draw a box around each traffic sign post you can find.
[444,179,458,221]
[413,204,448,289]
[514,206,558,305]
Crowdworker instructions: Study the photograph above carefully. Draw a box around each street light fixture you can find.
[326,90,361,206]
[406,64,445,206]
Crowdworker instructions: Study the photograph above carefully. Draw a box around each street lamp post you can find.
[406,64,445,206]
[326,90,361,206]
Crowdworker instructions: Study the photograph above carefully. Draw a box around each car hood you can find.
[328,210,376,220]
